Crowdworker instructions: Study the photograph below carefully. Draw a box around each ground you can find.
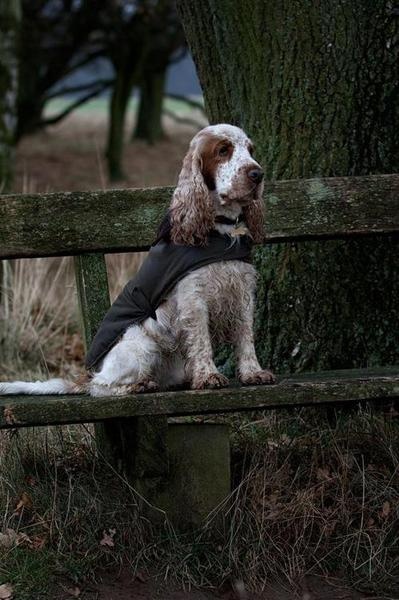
[54,571,364,600]
[13,98,203,194]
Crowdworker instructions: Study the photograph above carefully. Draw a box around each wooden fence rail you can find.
[1,173,398,259]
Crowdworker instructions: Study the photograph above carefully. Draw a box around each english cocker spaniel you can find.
[0,124,275,397]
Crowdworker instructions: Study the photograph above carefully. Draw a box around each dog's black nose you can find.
[247,168,264,184]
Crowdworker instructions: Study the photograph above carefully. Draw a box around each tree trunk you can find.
[106,69,135,181]
[0,0,20,190]
[133,69,166,144]
[177,0,399,373]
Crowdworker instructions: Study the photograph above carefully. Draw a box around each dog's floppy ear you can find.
[170,145,215,246]
[242,179,265,244]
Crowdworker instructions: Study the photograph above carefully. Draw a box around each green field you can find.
[45,95,204,118]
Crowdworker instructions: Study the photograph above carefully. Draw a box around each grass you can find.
[45,96,204,118]
[0,411,398,598]
[0,425,151,599]
[229,409,399,594]
[0,257,78,381]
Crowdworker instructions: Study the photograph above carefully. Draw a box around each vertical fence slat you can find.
[74,253,169,499]
[74,254,110,347]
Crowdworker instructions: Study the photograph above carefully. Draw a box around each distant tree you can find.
[133,26,187,145]
[178,0,399,374]
[133,70,167,144]
[103,0,185,179]
[17,0,108,139]
[16,0,186,180]
[0,0,20,190]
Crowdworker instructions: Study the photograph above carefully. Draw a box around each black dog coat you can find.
[86,228,252,370]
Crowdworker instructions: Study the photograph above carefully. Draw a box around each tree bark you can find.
[0,0,20,190]
[133,68,166,144]
[177,0,399,373]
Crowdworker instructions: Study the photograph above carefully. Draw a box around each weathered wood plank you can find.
[0,187,171,259]
[1,368,398,429]
[74,252,116,460]
[264,174,399,242]
[1,174,399,259]
[74,254,110,347]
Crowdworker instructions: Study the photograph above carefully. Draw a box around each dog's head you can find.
[170,124,265,245]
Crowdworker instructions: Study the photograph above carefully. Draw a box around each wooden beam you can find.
[1,173,399,259]
[0,187,171,259]
[1,368,398,429]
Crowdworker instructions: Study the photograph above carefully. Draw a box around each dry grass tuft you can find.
[0,258,79,380]
[0,425,157,599]
[222,409,399,595]
[0,408,397,598]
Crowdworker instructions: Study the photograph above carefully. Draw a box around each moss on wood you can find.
[1,368,398,429]
[1,174,399,259]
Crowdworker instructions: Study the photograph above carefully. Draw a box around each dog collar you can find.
[214,214,245,225]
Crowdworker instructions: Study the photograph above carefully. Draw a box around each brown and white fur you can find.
[0,124,275,397]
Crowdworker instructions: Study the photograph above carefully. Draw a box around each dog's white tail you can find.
[0,378,77,395]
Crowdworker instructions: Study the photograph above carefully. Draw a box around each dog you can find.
[0,124,275,398]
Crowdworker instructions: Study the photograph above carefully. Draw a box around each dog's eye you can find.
[248,145,255,156]
[218,145,230,157]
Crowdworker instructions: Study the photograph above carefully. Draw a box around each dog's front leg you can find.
[234,294,275,385]
[179,296,228,390]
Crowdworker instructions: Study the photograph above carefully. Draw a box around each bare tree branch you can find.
[46,78,115,100]
[39,82,111,127]
[166,93,205,113]
[163,108,204,130]
[60,49,106,80]
[169,47,188,65]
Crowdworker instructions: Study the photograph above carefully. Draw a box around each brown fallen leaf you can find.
[25,475,37,487]
[0,583,13,600]
[382,500,391,518]
[0,529,18,549]
[15,492,33,514]
[66,586,80,597]
[100,528,116,547]
[3,407,16,426]
[0,528,31,549]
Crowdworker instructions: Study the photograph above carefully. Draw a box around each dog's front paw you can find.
[127,379,159,394]
[192,372,229,390]
[239,370,276,385]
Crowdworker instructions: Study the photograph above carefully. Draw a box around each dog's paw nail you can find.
[192,373,229,390]
[240,370,276,385]
[128,380,159,394]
